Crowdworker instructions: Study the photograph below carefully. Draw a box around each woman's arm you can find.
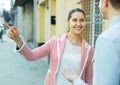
[3,23,51,61]
[3,23,23,48]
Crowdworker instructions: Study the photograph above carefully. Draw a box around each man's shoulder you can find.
[99,26,120,43]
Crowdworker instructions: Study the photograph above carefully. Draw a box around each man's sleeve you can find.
[73,78,88,85]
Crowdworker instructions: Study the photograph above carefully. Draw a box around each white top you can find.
[56,39,81,85]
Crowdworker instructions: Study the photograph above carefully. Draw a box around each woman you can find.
[3,8,94,85]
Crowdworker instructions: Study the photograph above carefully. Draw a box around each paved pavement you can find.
[0,34,49,85]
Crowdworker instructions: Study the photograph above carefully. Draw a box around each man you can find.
[93,0,120,85]
[62,0,120,85]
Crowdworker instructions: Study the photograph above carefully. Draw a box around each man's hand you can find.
[62,68,78,83]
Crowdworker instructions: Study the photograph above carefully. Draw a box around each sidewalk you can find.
[0,34,49,85]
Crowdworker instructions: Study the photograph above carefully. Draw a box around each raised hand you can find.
[3,23,23,48]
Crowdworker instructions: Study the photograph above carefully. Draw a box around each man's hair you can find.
[110,0,120,9]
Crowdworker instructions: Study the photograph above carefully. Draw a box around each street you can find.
[0,34,49,85]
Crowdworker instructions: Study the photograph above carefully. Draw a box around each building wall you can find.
[37,0,56,45]
[37,3,45,43]
[17,4,33,42]
[49,0,56,37]
[56,0,67,35]
[33,0,39,47]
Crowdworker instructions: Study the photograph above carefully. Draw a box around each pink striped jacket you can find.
[18,34,94,85]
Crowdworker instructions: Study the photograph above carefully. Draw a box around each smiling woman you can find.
[3,7,94,85]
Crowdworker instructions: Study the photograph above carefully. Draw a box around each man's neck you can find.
[108,7,120,21]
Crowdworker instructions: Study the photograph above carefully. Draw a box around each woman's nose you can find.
[77,21,81,25]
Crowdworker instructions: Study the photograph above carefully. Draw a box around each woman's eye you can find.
[72,19,77,22]
[72,19,85,23]
[80,19,84,22]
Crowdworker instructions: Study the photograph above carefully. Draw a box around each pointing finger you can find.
[3,23,11,29]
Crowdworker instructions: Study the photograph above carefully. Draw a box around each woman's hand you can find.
[3,23,23,48]
[62,68,78,83]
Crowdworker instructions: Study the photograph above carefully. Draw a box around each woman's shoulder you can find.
[82,38,94,51]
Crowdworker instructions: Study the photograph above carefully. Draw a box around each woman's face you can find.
[67,12,86,35]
